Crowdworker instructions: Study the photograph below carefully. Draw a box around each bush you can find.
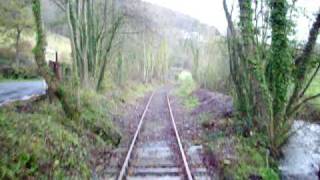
[176,71,199,109]
[11,66,39,79]
[0,65,39,80]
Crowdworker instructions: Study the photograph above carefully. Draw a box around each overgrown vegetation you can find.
[224,0,320,157]
[196,0,320,178]
[176,71,199,110]
[199,111,280,179]
[0,0,160,178]
[1,0,319,178]
[0,89,121,179]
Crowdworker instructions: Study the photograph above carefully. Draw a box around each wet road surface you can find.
[0,80,47,105]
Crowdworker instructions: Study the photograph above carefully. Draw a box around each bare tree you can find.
[32,0,80,119]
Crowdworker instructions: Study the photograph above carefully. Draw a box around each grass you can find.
[122,82,155,102]
[232,134,279,180]
[0,87,120,179]
[202,120,280,180]
[306,74,320,109]
[0,78,157,179]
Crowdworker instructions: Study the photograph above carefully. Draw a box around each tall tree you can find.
[224,0,320,156]
[184,32,200,81]
[50,0,123,91]
[32,0,79,120]
[0,0,33,66]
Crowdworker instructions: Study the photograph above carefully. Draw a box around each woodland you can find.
[0,0,319,179]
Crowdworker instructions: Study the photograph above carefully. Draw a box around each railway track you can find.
[106,90,211,180]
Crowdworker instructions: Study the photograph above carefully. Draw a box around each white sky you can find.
[143,0,320,41]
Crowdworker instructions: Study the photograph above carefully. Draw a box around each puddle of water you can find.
[279,120,320,180]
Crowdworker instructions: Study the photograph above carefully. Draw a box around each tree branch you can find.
[299,62,320,98]
[49,0,66,12]
[288,93,320,117]
[223,0,236,36]
[295,12,320,69]
[286,12,320,116]
[96,15,123,90]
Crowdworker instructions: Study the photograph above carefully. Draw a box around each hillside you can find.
[119,0,220,37]
[42,0,221,38]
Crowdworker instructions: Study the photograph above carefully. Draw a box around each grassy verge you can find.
[0,88,120,179]
[0,78,156,179]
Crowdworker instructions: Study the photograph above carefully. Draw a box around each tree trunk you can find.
[224,0,320,158]
[15,28,22,67]
[267,0,290,157]
[32,0,80,120]
[96,16,122,91]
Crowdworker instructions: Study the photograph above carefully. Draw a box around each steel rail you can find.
[117,92,155,180]
[166,94,194,180]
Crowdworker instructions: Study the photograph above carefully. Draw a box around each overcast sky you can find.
[143,0,320,41]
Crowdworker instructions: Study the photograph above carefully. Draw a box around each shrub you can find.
[176,71,199,109]
[11,66,39,79]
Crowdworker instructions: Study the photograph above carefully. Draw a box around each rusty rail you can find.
[117,92,155,180]
[166,94,194,180]
[117,91,194,180]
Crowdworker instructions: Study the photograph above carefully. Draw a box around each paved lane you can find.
[0,80,47,105]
